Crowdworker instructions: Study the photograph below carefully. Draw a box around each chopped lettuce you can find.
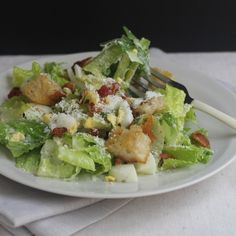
[71,133,112,173]
[12,61,68,88]
[185,106,197,123]
[0,120,50,157]
[165,85,186,117]
[37,133,112,178]
[163,145,213,164]
[57,146,96,171]
[12,62,42,87]
[0,97,30,122]
[37,140,78,178]
[84,44,123,78]
[84,27,150,86]
[160,145,213,170]
[161,159,193,170]
[15,148,41,174]
[44,62,68,86]
[160,113,180,145]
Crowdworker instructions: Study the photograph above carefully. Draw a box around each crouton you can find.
[135,96,165,115]
[21,74,65,106]
[106,125,151,163]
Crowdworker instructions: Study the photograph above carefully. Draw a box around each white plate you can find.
[0,52,235,199]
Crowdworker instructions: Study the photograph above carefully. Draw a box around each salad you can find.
[0,27,213,183]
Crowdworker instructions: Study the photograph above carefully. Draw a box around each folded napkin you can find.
[0,176,131,236]
[0,49,234,236]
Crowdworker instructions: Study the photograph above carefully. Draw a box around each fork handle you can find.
[193,99,236,129]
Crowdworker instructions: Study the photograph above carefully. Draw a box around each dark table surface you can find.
[0,0,235,54]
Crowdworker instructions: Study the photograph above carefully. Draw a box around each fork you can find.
[129,68,236,129]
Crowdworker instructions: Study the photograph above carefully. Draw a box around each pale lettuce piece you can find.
[161,159,193,170]
[84,44,123,78]
[44,62,68,86]
[15,148,41,174]
[163,145,213,164]
[165,85,186,117]
[0,97,30,122]
[38,133,112,177]
[12,62,42,87]
[84,27,150,85]
[37,140,78,178]
[160,113,179,146]
[0,120,50,157]
[71,133,112,174]
[57,146,95,171]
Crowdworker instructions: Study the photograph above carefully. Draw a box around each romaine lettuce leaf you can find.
[57,146,95,171]
[71,133,112,174]
[12,62,42,87]
[15,148,41,174]
[84,44,123,78]
[165,85,186,117]
[37,140,78,178]
[84,27,150,85]
[0,97,30,122]
[44,62,68,86]
[163,145,213,164]
[38,133,112,177]
[0,120,50,157]
[160,113,179,145]
[161,159,193,170]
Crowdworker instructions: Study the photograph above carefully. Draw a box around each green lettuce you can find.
[0,120,50,157]
[71,133,112,173]
[160,113,180,145]
[84,27,150,86]
[163,145,213,164]
[165,85,186,117]
[37,140,79,178]
[12,62,42,87]
[160,145,213,170]
[37,133,112,178]
[15,148,41,174]
[0,97,30,122]
[161,159,193,170]
[12,61,68,88]
[44,62,68,86]
[84,44,123,78]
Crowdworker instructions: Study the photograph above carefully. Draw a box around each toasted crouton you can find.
[22,74,65,106]
[106,125,151,163]
[135,96,165,115]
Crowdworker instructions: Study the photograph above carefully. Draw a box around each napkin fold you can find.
[0,48,234,236]
[0,176,131,236]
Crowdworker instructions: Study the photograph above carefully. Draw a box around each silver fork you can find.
[129,68,236,130]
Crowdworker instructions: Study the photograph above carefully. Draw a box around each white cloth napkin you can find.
[0,176,131,236]
[0,49,235,236]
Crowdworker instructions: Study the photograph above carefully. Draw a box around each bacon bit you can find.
[8,87,22,98]
[49,91,66,104]
[142,115,156,142]
[72,57,93,68]
[160,153,173,159]
[115,158,124,165]
[63,82,76,92]
[52,127,67,137]
[97,83,120,97]
[191,132,210,148]
[88,103,102,116]
[90,129,100,137]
